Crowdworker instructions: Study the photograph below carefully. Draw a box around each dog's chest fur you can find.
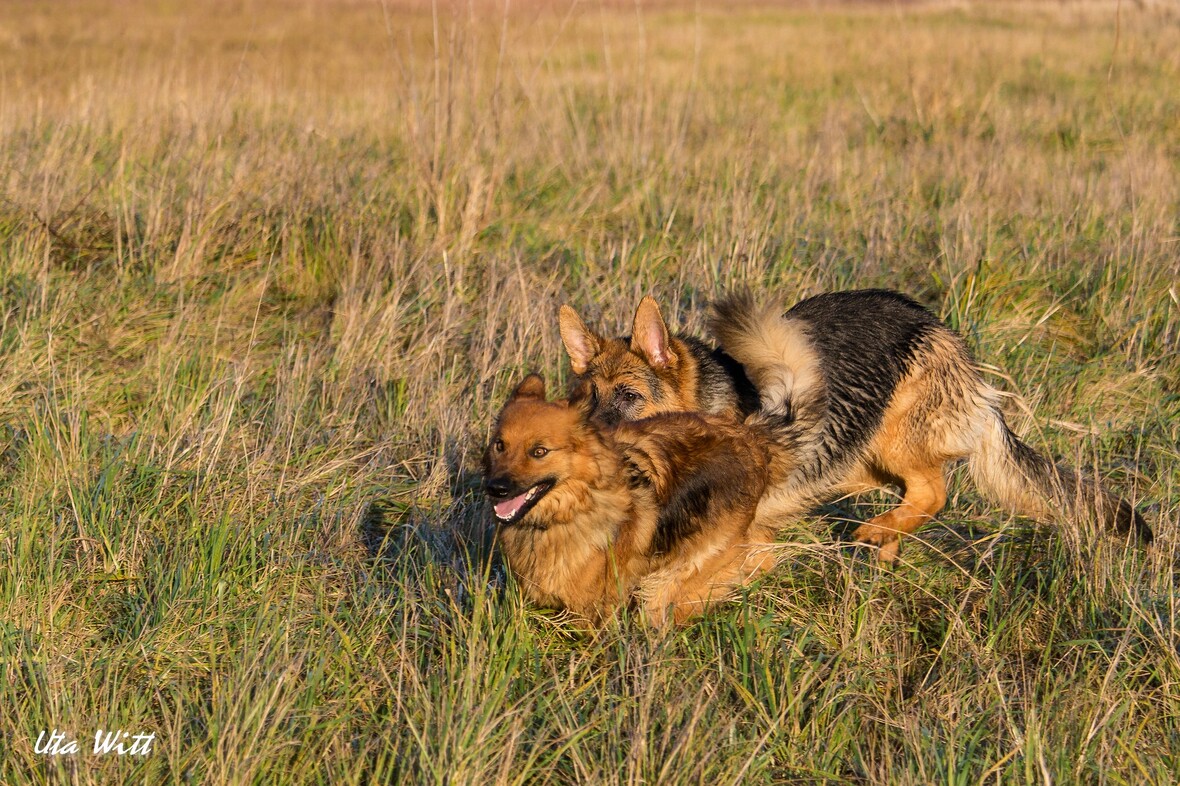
[498,481,656,620]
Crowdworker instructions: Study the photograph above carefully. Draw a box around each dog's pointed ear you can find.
[559,305,601,375]
[630,296,677,369]
[510,374,546,401]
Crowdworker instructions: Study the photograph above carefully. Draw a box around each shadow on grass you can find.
[359,434,506,607]
[815,499,1085,575]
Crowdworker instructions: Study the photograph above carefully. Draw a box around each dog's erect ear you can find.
[510,374,546,401]
[630,296,678,369]
[559,305,602,375]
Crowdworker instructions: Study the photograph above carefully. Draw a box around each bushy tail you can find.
[970,407,1151,542]
[711,292,819,495]
[708,291,821,415]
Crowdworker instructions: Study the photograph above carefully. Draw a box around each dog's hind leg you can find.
[850,464,947,564]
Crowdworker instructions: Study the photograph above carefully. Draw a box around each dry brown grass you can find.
[0,1,1177,783]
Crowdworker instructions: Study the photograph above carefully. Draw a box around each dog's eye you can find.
[530,446,549,459]
[620,389,642,403]
[494,439,504,452]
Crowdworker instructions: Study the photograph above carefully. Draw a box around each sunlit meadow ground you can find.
[0,0,1178,782]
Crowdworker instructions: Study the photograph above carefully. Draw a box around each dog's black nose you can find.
[485,477,512,498]
[592,407,622,427]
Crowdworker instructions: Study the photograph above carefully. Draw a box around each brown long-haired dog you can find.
[483,374,794,626]
[560,291,1150,563]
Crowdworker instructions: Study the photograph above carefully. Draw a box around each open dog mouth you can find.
[488,480,554,525]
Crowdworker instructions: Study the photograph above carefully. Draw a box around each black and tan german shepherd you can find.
[559,291,1150,562]
[559,297,760,425]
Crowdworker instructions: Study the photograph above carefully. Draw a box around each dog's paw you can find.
[851,522,901,565]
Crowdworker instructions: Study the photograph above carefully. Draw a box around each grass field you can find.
[1,0,1178,782]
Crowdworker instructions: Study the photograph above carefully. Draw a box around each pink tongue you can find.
[494,490,531,520]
